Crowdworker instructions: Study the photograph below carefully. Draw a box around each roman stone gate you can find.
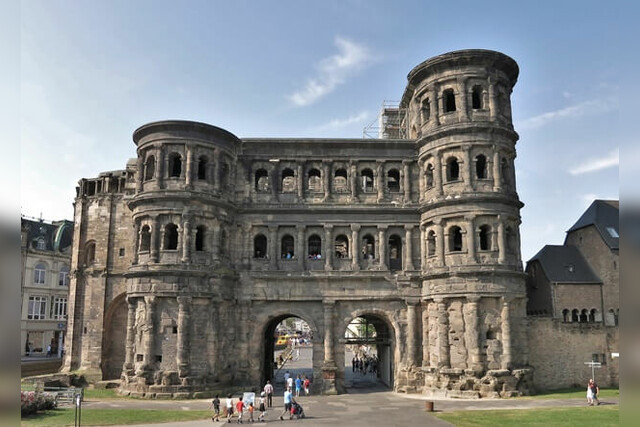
[63,50,533,398]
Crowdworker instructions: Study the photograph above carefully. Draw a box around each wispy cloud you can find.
[288,37,373,107]
[569,148,619,175]
[313,111,370,131]
[518,98,618,130]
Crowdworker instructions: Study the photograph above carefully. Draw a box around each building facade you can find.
[63,49,534,398]
[21,217,73,357]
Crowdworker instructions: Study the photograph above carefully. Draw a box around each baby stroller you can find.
[290,400,305,419]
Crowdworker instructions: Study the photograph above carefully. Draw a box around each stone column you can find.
[324,225,333,271]
[297,163,304,199]
[465,215,476,264]
[322,160,331,201]
[213,149,221,193]
[436,298,450,368]
[488,80,497,121]
[501,297,513,369]
[420,224,427,271]
[418,159,425,202]
[139,296,157,375]
[378,225,387,270]
[156,145,165,190]
[349,161,358,202]
[376,161,384,202]
[497,217,506,264]
[435,220,445,267]
[461,144,472,191]
[132,221,140,265]
[515,222,523,266]
[323,301,336,366]
[421,301,430,368]
[270,162,279,200]
[244,224,252,268]
[269,225,278,269]
[402,160,411,202]
[433,151,443,196]
[297,225,305,270]
[211,219,221,262]
[465,296,482,371]
[176,296,192,378]
[123,296,137,373]
[429,86,440,126]
[406,300,419,367]
[150,216,160,263]
[185,146,194,188]
[136,154,144,193]
[457,77,469,120]
[181,218,191,263]
[350,224,360,271]
[493,148,502,191]
[404,225,415,271]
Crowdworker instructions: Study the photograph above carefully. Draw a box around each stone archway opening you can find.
[101,294,127,380]
[262,315,314,393]
[343,314,393,392]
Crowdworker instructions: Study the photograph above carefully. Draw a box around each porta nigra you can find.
[63,50,538,398]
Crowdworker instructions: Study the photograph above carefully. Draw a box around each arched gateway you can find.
[63,50,533,398]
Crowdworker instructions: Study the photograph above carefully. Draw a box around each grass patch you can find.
[522,387,619,400]
[433,406,618,426]
[21,408,212,426]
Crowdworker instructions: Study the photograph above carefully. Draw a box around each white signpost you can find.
[584,361,602,381]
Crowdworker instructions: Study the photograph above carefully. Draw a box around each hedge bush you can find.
[21,391,57,416]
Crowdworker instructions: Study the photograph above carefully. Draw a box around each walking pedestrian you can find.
[235,396,244,424]
[294,375,302,397]
[303,376,310,396]
[208,394,221,422]
[263,380,274,408]
[248,402,255,423]
[279,387,293,420]
[226,394,234,423]
[258,392,267,422]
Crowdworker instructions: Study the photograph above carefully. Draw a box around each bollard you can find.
[425,400,434,412]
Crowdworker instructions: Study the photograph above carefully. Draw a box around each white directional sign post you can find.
[584,361,602,382]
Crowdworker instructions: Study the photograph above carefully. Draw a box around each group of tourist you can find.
[352,354,378,375]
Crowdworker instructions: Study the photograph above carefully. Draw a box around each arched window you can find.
[139,225,151,252]
[580,309,588,323]
[169,153,182,178]
[36,238,46,250]
[472,85,483,109]
[281,168,295,193]
[195,226,205,251]
[308,168,322,191]
[486,329,496,340]
[506,227,516,253]
[219,229,227,256]
[446,157,460,182]
[220,162,229,188]
[562,309,570,322]
[59,265,69,286]
[361,169,374,192]
[443,89,456,112]
[164,223,179,250]
[335,235,349,259]
[479,225,491,250]
[388,234,402,271]
[34,263,46,284]
[427,230,436,257]
[475,154,487,179]
[254,234,267,258]
[425,164,434,189]
[501,157,510,187]
[197,156,208,180]
[281,235,295,258]
[449,226,463,252]
[589,309,597,323]
[144,155,155,181]
[362,234,375,259]
[571,309,579,322]
[421,98,431,122]
[308,234,322,259]
[255,169,269,192]
[334,168,348,191]
[85,242,96,265]
[387,169,400,192]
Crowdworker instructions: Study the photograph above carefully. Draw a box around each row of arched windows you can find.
[32,262,70,286]
[137,223,222,253]
[425,224,516,256]
[423,154,511,186]
[562,308,600,323]
[143,153,230,187]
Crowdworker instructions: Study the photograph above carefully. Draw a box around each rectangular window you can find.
[34,269,45,284]
[58,270,69,286]
[27,296,47,320]
[119,248,125,257]
[606,227,619,238]
[53,297,67,320]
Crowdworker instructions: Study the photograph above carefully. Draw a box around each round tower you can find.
[401,50,532,396]
[121,120,241,395]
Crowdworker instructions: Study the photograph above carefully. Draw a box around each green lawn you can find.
[21,408,212,426]
[433,406,619,426]
[522,387,619,400]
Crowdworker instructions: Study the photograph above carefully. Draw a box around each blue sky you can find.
[17,0,631,261]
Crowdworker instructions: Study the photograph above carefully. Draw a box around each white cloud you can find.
[569,148,619,175]
[288,37,373,107]
[313,111,370,131]
[517,98,618,130]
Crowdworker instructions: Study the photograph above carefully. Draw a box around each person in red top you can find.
[303,376,311,395]
[235,396,244,424]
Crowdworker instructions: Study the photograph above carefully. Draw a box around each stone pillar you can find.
[323,301,335,366]
[270,162,279,199]
[185,146,194,188]
[213,149,221,193]
[421,301,430,368]
[269,225,278,269]
[378,225,387,270]
[150,216,160,263]
[433,151,443,196]
[402,160,411,202]
[136,154,144,193]
[406,300,419,367]
[244,224,252,268]
[465,215,476,264]
[132,221,140,265]
[350,224,360,271]
[324,225,333,271]
[418,159,425,202]
[488,80,497,121]
[176,296,192,378]
[465,296,482,371]
[376,161,384,202]
[429,86,440,126]
[139,296,157,375]
[457,77,469,120]
[497,217,506,264]
[461,144,472,191]
[493,148,502,191]
[515,220,523,266]
[297,163,304,199]
[435,220,445,267]
[420,224,427,271]
[436,298,450,368]
[404,225,415,271]
[349,161,358,202]
[181,218,191,263]
[322,160,331,201]
[211,219,221,262]
[123,296,137,373]
[297,225,305,270]
[501,297,513,369]
[156,145,165,190]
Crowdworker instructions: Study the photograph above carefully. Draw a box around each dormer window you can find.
[606,227,619,238]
